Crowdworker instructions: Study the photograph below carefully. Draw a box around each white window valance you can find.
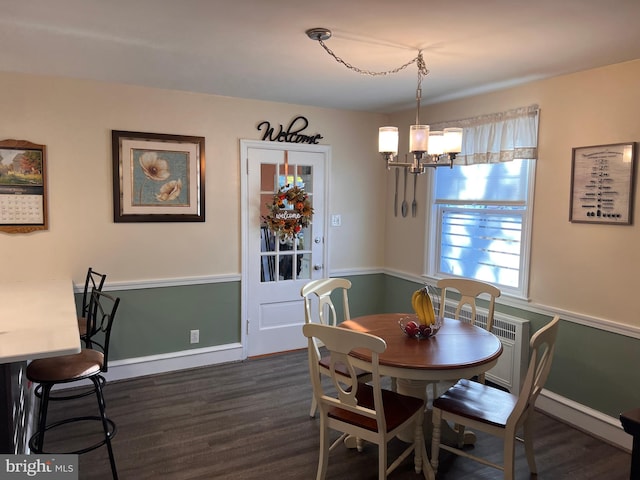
[431,104,539,165]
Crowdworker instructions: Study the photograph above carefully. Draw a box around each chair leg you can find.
[421,437,435,480]
[93,376,118,480]
[30,383,52,453]
[413,413,423,474]
[503,432,516,480]
[378,441,388,480]
[522,416,537,474]
[316,419,330,480]
[430,408,442,474]
[309,395,318,418]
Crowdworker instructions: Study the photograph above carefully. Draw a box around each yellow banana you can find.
[411,289,423,323]
[411,287,436,325]
[422,289,436,325]
[418,290,429,325]
[411,290,422,318]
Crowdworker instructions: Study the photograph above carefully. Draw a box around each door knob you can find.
[313,264,323,270]
[314,237,322,244]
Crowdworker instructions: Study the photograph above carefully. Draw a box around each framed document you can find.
[570,142,636,225]
[0,139,48,234]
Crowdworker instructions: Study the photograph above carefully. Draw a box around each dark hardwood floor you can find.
[43,349,631,479]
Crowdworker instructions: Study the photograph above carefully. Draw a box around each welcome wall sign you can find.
[257,116,323,144]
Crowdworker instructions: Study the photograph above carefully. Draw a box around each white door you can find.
[241,140,329,357]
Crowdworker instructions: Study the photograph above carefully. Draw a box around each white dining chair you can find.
[303,323,433,480]
[301,278,371,418]
[434,278,502,445]
[430,315,561,480]
[436,277,501,384]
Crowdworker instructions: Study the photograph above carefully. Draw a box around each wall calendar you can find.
[0,139,48,234]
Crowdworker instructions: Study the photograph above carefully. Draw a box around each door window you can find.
[259,163,313,282]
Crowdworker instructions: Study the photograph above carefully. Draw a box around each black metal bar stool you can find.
[27,289,120,480]
[77,267,107,347]
[621,408,640,480]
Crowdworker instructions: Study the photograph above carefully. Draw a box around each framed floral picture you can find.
[112,130,205,222]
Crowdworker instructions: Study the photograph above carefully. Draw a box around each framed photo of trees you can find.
[0,139,48,234]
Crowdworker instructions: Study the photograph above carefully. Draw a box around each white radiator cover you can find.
[435,299,530,393]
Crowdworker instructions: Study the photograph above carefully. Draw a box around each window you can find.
[426,106,538,298]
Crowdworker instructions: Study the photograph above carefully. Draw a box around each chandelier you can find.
[306,28,463,174]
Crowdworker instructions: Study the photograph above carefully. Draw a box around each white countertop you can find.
[0,278,81,363]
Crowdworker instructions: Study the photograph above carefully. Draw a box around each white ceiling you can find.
[2,0,640,113]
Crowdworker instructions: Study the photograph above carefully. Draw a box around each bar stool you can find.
[78,267,107,347]
[621,408,640,479]
[28,289,120,480]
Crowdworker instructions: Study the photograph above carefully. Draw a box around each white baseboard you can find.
[103,343,244,383]
[537,388,632,452]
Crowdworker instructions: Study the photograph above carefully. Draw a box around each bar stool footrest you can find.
[29,415,117,455]
[34,376,107,403]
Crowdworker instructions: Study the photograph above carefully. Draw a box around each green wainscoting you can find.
[76,282,241,361]
[339,273,387,318]
[76,274,640,419]
[377,274,640,419]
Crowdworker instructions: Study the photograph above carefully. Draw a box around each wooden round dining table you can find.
[340,313,503,383]
[340,313,503,445]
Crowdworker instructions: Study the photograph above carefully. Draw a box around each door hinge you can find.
[246,318,250,336]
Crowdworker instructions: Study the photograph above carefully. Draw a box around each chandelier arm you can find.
[317,38,427,78]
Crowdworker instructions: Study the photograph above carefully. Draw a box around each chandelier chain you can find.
[317,38,429,78]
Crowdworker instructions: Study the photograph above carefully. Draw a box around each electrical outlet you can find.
[190,329,200,344]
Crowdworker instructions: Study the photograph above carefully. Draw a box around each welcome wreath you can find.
[263,184,313,240]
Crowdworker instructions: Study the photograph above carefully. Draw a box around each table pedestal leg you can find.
[395,378,476,447]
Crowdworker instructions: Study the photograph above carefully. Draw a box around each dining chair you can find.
[432,278,502,445]
[78,267,107,347]
[301,278,371,418]
[430,315,561,480]
[435,277,501,384]
[28,289,121,480]
[302,323,433,480]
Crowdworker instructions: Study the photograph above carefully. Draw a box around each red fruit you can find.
[404,320,419,337]
[419,324,432,337]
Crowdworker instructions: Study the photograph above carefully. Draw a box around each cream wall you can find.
[0,72,387,284]
[386,60,640,327]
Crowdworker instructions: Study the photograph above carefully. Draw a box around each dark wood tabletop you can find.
[340,313,503,381]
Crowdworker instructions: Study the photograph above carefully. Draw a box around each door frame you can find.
[240,139,331,359]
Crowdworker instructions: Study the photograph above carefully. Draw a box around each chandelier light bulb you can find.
[409,125,429,153]
[429,131,444,155]
[379,126,399,154]
[443,127,463,154]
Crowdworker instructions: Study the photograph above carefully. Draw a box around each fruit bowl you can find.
[399,315,443,339]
